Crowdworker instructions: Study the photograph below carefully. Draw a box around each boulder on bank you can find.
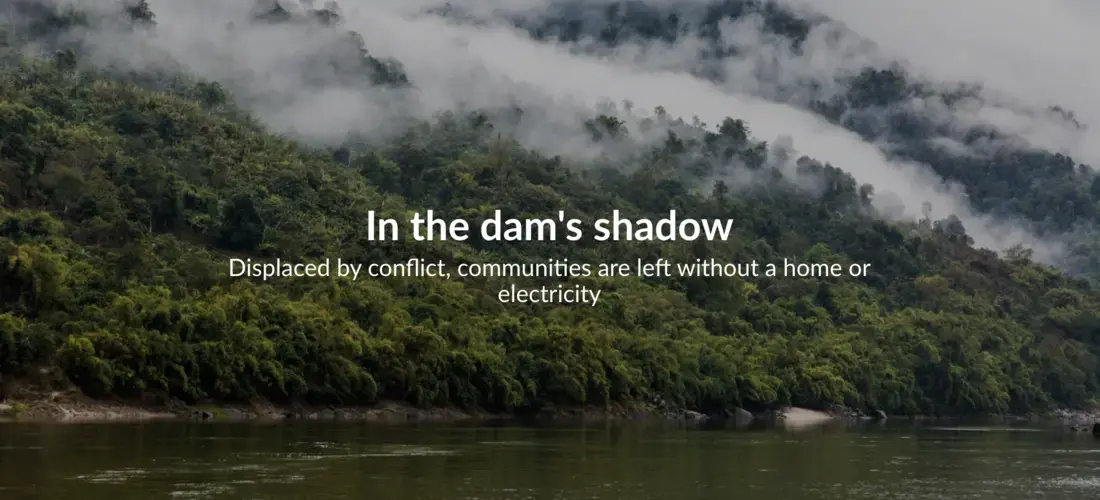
[824,404,869,420]
[776,407,834,429]
[684,410,708,422]
[731,407,754,426]
[666,409,709,422]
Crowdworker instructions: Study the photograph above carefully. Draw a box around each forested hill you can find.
[487,0,1100,276]
[2,0,1100,417]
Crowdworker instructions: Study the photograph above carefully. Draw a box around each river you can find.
[1,419,1099,499]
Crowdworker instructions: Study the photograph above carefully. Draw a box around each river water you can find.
[1,419,1099,499]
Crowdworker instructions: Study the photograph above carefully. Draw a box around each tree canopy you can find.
[1,0,1099,417]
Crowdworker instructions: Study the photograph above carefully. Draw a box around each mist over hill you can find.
[449,0,1100,274]
[11,0,1096,265]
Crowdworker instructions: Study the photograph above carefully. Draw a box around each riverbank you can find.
[2,391,1097,427]
[0,393,485,423]
[0,393,770,424]
[0,391,674,423]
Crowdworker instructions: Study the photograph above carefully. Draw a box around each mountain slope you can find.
[491,0,1100,275]
[2,49,1100,415]
[1,0,1099,416]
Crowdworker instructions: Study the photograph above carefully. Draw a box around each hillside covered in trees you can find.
[495,0,1100,276]
[2,0,1100,418]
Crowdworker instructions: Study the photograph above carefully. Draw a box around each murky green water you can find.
[1,420,1099,499]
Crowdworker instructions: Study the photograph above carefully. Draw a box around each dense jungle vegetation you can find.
[2,0,1100,417]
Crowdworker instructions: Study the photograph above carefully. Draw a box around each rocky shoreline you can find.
[1,393,1098,429]
[0,396,829,425]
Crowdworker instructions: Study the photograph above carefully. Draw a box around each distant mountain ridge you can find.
[431,0,1100,276]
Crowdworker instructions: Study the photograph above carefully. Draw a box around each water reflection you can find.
[0,420,1098,499]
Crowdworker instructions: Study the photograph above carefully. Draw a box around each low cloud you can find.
[775,0,1100,164]
[13,0,1072,263]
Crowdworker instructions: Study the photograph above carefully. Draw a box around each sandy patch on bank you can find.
[776,407,835,429]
